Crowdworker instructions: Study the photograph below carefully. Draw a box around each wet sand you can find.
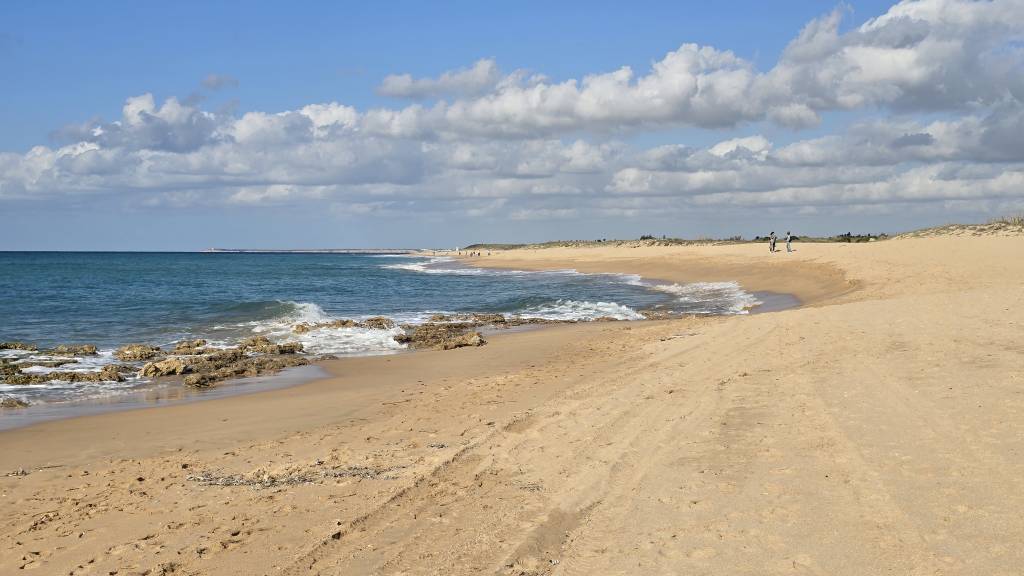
[2,235,1023,575]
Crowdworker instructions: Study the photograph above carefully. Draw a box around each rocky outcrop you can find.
[393,322,487,350]
[183,355,309,388]
[138,338,305,386]
[422,313,568,329]
[114,344,162,361]
[139,349,245,378]
[50,344,98,356]
[4,365,125,385]
[0,359,20,379]
[427,313,506,325]
[441,332,486,350]
[172,339,209,355]
[639,309,676,320]
[361,316,396,330]
[238,336,303,355]
[293,320,358,334]
[139,358,188,377]
[1,397,29,409]
[0,342,37,351]
[15,359,77,369]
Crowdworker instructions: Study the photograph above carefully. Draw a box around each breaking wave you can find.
[245,301,407,356]
[646,281,761,315]
[516,300,645,321]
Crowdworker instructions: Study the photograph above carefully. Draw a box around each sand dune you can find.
[2,235,1023,575]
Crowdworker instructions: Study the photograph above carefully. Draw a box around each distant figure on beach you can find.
[769,231,777,253]
[786,231,793,253]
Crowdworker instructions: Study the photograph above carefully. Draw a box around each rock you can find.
[293,320,358,334]
[114,344,162,361]
[1,397,29,409]
[239,335,272,349]
[503,317,568,327]
[425,313,506,325]
[441,332,486,350]
[183,355,310,388]
[274,342,304,354]
[314,354,340,361]
[139,349,246,378]
[140,358,188,377]
[172,339,208,354]
[470,313,506,325]
[360,317,396,330]
[5,365,125,385]
[0,342,37,351]
[50,344,98,356]
[1,360,23,378]
[97,365,124,381]
[15,359,77,369]
[238,336,302,355]
[393,322,487,350]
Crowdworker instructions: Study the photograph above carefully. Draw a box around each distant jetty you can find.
[200,248,420,254]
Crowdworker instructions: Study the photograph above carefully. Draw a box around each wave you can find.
[246,301,406,356]
[647,281,761,314]
[516,300,645,321]
[380,256,578,278]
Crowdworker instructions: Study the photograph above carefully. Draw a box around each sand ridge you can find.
[2,235,1023,575]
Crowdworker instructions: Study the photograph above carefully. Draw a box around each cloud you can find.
[202,73,239,90]
[3,0,1024,227]
[378,58,502,99]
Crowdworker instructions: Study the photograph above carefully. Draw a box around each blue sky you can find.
[2,1,1022,249]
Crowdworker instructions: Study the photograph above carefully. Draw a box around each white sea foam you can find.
[647,281,761,314]
[380,256,578,277]
[247,301,407,356]
[516,300,645,321]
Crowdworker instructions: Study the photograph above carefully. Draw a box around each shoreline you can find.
[4,235,1024,574]
[1,261,797,432]
[455,242,859,306]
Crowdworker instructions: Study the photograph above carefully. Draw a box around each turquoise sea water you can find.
[0,252,764,407]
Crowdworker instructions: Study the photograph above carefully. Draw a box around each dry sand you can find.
[2,235,1023,575]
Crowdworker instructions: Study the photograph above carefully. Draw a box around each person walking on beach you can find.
[769,231,777,253]
[786,231,793,253]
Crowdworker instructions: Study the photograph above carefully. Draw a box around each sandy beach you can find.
[3,234,1023,575]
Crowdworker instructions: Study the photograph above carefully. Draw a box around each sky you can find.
[2,0,1023,250]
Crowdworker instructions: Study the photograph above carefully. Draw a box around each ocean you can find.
[0,252,767,411]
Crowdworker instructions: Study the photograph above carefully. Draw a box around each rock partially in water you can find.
[639,309,676,320]
[5,365,125,385]
[238,336,272,350]
[239,336,304,355]
[361,316,396,330]
[139,358,188,377]
[114,344,162,361]
[49,344,98,356]
[1,397,29,409]
[503,317,573,327]
[139,349,245,378]
[0,342,37,351]
[470,313,507,325]
[293,320,358,334]
[183,355,310,388]
[1,359,24,378]
[426,313,507,325]
[172,339,209,355]
[394,322,488,350]
[15,359,78,369]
